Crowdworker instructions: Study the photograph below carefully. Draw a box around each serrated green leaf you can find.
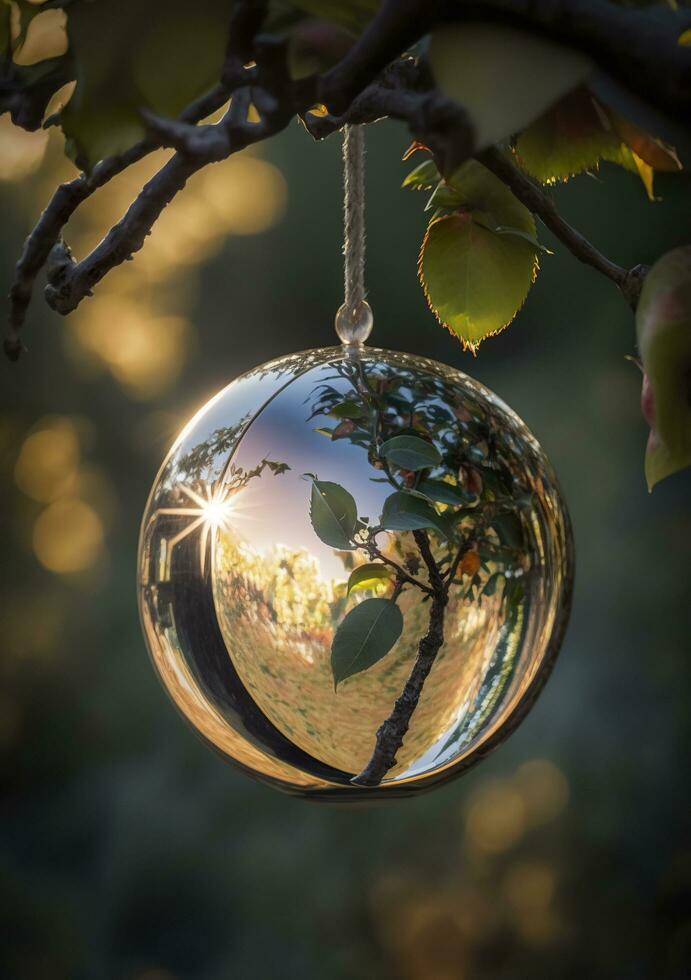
[346,563,393,594]
[380,492,450,538]
[402,159,441,191]
[515,87,618,183]
[446,160,537,232]
[419,211,537,351]
[379,435,442,471]
[473,213,551,254]
[429,23,591,151]
[425,182,463,212]
[310,480,357,549]
[331,598,403,687]
[636,246,691,490]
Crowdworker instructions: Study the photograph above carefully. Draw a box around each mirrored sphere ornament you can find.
[137,346,574,801]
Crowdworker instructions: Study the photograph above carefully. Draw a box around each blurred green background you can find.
[1,107,690,980]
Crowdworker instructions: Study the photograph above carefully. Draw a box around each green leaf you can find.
[402,159,441,191]
[416,477,471,506]
[515,87,619,183]
[429,23,591,151]
[379,435,442,471]
[346,563,393,594]
[419,199,537,351]
[330,399,368,420]
[473,214,551,254]
[331,598,403,687]
[380,492,450,538]
[446,160,537,232]
[635,246,691,490]
[310,480,358,549]
[60,0,229,169]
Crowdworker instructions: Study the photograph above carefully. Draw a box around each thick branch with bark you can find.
[351,591,447,787]
[6,0,689,357]
[319,0,691,126]
[352,528,455,787]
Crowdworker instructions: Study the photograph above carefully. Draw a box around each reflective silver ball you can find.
[138,347,573,800]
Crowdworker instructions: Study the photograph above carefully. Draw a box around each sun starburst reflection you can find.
[151,481,244,576]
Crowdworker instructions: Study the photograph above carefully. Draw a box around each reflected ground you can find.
[139,347,572,795]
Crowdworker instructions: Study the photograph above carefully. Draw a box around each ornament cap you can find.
[335,299,373,346]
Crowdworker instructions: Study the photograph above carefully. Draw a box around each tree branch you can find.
[7,0,688,356]
[3,83,229,361]
[4,0,270,359]
[319,0,691,127]
[366,538,434,596]
[479,146,649,309]
[352,528,448,786]
[352,590,447,786]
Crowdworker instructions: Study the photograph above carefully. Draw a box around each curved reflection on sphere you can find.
[137,347,573,800]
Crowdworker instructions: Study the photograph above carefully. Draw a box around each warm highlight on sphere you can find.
[137,347,573,800]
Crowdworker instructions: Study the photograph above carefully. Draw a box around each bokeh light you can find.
[0,117,48,181]
[32,497,105,574]
[14,417,81,502]
[0,44,689,978]
[464,778,527,855]
[62,147,286,398]
[512,758,570,827]
[12,7,68,65]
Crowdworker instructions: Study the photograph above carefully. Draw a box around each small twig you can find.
[305,59,474,177]
[367,538,434,595]
[479,146,649,309]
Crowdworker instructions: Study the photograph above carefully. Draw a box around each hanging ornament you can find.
[137,126,573,801]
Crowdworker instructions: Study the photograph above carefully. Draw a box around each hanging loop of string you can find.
[335,124,373,346]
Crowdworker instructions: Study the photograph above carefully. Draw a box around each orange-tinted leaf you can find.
[460,550,481,577]
[611,114,681,172]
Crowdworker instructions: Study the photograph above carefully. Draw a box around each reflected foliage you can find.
[138,347,571,796]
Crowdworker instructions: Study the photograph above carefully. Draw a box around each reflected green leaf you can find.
[346,563,393,594]
[330,399,369,420]
[380,435,442,471]
[380,492,450,538]
[416,477,471,506]
[331,598,403,687]
[310,480,357,550]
